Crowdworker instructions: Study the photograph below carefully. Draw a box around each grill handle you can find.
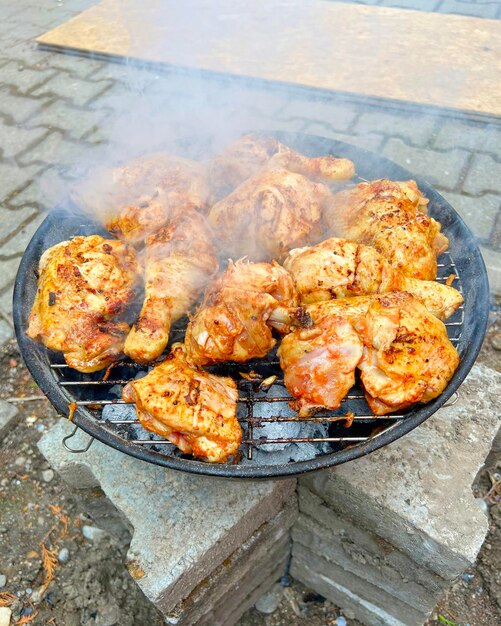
[62,424,95,454]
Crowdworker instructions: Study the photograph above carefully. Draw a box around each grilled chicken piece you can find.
[185,260,298,366]
[73,153,209,246]
[27,235,140,373]
[122,344,241,463]
[208,168,333,261]
[124,209,218,364]
[278,315,364,417]
[282,293,459,416]
[325,179,448,280]
[209,134,355,200]
[284,238,463,320]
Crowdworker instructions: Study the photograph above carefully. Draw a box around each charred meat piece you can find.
[208,134,355,200]
[185,260,298,366]
[73,153,210,245]
[122,344,241,463]
[325,179,448,280]
[284,237,463,319]
[27,235,140,372]
[208,168,334,261]
[124,209,218,363]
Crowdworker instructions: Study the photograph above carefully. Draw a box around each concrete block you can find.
[0,400,18,440]
[300,364,501,580]
[291,543,427,626]
[38,419,296,614]
[172,501,295,626]
[382,137,469,190]
[294,487,445,613]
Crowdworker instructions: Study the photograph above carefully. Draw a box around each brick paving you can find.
[0,0,500,346]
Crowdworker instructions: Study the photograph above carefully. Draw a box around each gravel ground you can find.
[0,300,499,626]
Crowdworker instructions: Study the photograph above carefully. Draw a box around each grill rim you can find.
[13,133,490,479]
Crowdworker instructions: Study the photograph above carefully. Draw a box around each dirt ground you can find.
[0,300,500,626]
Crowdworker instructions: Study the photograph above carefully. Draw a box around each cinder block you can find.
[300,364,501,580]
[167,500,296,625]
[38,419,297,614]
[291,543,428,626]
[294,487,446,612]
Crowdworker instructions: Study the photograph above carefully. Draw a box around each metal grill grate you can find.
[48,250,464,464]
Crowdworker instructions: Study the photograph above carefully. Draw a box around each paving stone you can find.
[462,153,501,195]
[440,191,500,241]
[0,399,18,439]
[0,212,44,256]
[301,122,386,154]
[0,85,54,124]
[0,257,21,292]
[277,98,358,133]
[0,207,39,245]
[0,288,13,321]
[292,544,427,626]
[300,364,501,580]
[354,109,439,147]
[382,137,470,190]
[433,119,501,154]
[17,130,99,171]
[32,73,114,108]
[480,244,501,295]
[0,60,58,95]
[436,0,500,18]
[0,119,48,160]
[38,419,297,613]
[25,99,110,140]
[43,55,109,79]
[0,319,14,346]
[0,163,44,201]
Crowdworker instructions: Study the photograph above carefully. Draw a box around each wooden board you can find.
[37,0,501,117]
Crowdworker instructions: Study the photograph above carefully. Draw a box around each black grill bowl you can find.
[13,133,490,479]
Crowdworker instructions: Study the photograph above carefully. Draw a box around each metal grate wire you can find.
[48,250,464,464]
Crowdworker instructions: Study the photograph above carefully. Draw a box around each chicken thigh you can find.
[208,134,355,200]
[325,179,448,280]
[208,168,334,261]
[27,235,140,372]
[284,238,463,319]
[122,344,241,463]
[279,293,459,416]
[185,260,298,366]
[124,209,218,363]
[73,153,209,246]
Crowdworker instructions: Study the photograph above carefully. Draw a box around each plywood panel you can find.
[37,0,501,116]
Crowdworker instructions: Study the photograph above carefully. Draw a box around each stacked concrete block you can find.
[291,364,501,626]
[38,421,297,626]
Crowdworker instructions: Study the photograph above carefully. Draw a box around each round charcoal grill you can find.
[13,133,489,478]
